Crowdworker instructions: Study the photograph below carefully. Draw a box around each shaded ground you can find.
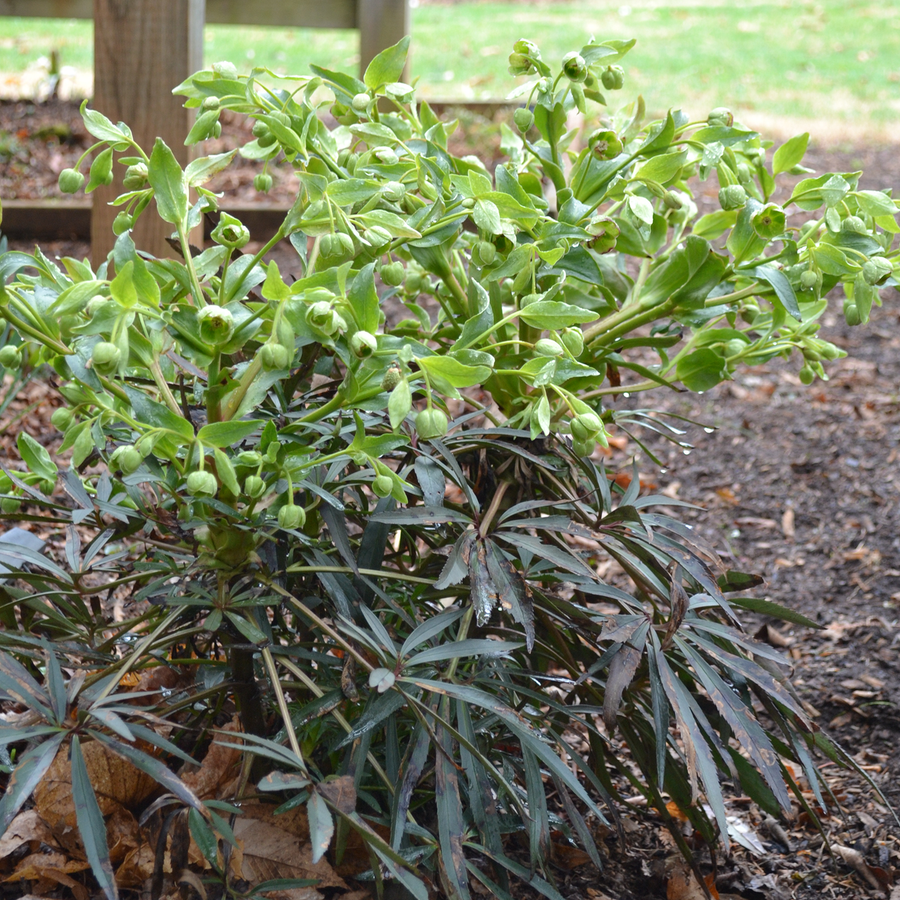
[2,98,900,899]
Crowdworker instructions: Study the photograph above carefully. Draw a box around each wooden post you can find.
[91,0,204,265]
[358,0,410,81]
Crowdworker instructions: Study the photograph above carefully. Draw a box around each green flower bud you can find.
[560,328,584,357]
[87,295,111,317]
[740,300,760,324]
[252,120,269,138]
[535,338,564,357]
[122,163,149,191]
[562,51,588,83]
[736,162,752,183]
[718,184,747,211]
[350,330,378,358]
[663,191,683,211]
[380,262,405,287]
[0,496,21,515]
[351,92,371,113]
[574,412,603,437]
[0,346,22,369]
[508,39,541,76]
[211,213,251,249]
[841,215,867,235]
[472,241,497,268]
[91,341,121,376]
[415,408,449,441]
[381,181,406,203]
[372,474,394,498]
[260,343,291,370]
[799,269,818,289]
[588,129,623,160]
[278,504,306,530]
[112,212,133,235]
[202,96,220,111]
[514,108,534,133]
[818,341,844,361]
[187,470,218,498]
[211,60,237,78]
[862,257,893,286]
[571,438,595,458]
[51,407,74,432]
[197,305,235,347]
[600,65,625,90]
[235,450,263,468]
[366,226,392,252]
[751,204,786,239]
[308,300,335,330]
[460,198,476,210]
[58,168,85,194]
[382,364,403,391]
[375,148,398,166]
[321,232,354,262]
[211,121,222,139]
[254,173,274,193]
[708,107,733,127]
[798,364,815,385]
[843,300,861,327]
[110,444,143,476]
[244,475,267,499]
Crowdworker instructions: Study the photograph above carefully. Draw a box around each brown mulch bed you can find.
[2,96,900,899]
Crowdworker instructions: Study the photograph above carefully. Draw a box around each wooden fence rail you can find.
[1,0,410,261]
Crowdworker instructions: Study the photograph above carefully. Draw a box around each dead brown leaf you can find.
[35,739,156,836]
[182,715,243,800]
[229,801,347,897]
[550,841,593,869]
[0,810,56,863]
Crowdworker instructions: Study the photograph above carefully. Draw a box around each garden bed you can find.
[1,96,900,900]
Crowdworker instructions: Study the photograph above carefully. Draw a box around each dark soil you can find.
[2,97,900,900]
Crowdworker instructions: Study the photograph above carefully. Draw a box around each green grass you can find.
[0,1,897,133]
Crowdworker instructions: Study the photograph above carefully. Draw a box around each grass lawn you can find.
[0,1,897,137]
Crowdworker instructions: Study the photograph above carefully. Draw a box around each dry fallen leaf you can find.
[549,841,593,870]
[0,810,56,863]
[230,801,348,898]
[36,740,156,835]
[182,715,243,800]
[666,861,719,900]
[833,844,891,891]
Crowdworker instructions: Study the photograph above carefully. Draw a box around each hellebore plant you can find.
[0,33,896,900]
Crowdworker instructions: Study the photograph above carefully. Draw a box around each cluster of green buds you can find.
[320,232,355,263]
[508,39,543,77]
[380,260,405,287]
[600,65,625,91]
[569,410,609,458]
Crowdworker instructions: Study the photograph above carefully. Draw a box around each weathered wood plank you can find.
[206,0,356,28]
[91,0,204,264]
[358,0,410,80]
[0,0,92,17]
[2,200,291,244]
[0,0,356,27]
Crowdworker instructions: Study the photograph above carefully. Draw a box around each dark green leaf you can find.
[71,737,118,900]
